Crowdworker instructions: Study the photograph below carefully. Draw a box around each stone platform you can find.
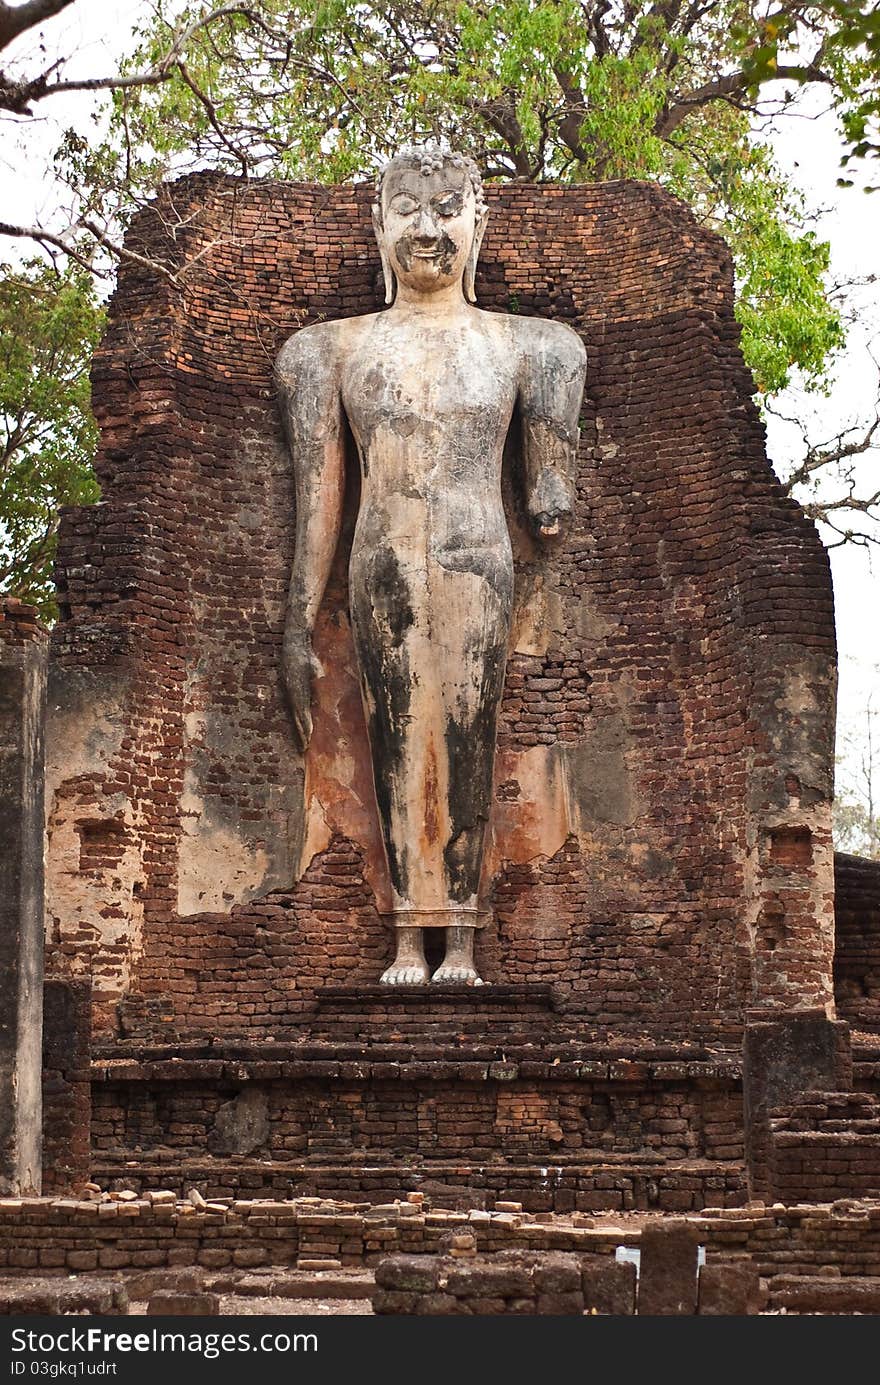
[84,993,745,1210]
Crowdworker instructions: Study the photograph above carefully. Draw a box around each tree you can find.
[834,690,880,858]
[0,259,103,618]
[1,0,879,608]
[63,0,858,395]
[0,1,862,394]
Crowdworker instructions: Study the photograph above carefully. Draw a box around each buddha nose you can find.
[414,206,440,241]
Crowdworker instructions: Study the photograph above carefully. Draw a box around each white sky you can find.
[762,92,880,766]
[2,0,878,785]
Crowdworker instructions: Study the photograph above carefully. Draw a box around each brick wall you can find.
[3,1197,880,1286]
[834,853,880,1031]
[44,176,836,1042]
[41,977,92,1194]
[83,1048,743,1211]
[768,1091,880,1202]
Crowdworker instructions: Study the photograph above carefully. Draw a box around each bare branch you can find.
[655,58,833,139]
[0,219,97,273]
[175,60,250,174]
[552,64,590,164]
[0,3,261,115]
[467,94,533,178]
[0,216,182,287]
[80,218,181,287]
[0,0,75,53]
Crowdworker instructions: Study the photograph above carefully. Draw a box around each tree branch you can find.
[0,3,262,115]
[0,0,75,52]
[0,217,181,287]
[175,60,250,174]
[468,93,534,177]
[552,63,590,164]
[655,60,832,139]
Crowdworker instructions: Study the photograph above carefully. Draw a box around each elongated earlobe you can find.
[464,211,488,304]
[371,203,395,305]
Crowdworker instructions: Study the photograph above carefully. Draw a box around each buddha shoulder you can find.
[505,313,586,378]
[275,315,375,389]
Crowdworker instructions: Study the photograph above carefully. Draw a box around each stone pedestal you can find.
[638,1219,700,1315]
[742,1008,852,1201]
[0,600,47,1195]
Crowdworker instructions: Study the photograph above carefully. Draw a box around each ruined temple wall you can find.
[45,174,836,1039]
[834,852,880,1031]
[0,600,47,1193]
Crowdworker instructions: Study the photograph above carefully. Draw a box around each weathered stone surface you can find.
[0,1278,128,1316]
[41,976,91,1194]
[417,1291,460,1315]
[832,853,880,1031]
[638,1219,700,1315]
[0,601,47,1196]
[532,1253,582,1294]
[768,1275,880,1314]
[536,1290,583,1315]
[125,1268,203,1300]
[697,1262,762,1315]
[147,1290,219,1316]
[375,1255,440,1292]
[581,1258,637,1315]
[210,1088,269,1155]
[445,1264,532,1297]
[743,1011,852,1201]
[372,1289,418,1314]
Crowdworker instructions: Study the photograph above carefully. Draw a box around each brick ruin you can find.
[44,172,840,1040]
[2,173,880,1312]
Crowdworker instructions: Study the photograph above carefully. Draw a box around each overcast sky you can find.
[2,0,878,783]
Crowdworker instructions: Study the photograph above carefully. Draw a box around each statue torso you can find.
[339,308,520,566]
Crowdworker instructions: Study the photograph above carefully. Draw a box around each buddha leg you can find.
[351,542,511,984]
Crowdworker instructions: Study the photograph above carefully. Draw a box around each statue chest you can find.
[341,330,518,445]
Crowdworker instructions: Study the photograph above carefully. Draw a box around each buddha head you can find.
[372,146,488,305]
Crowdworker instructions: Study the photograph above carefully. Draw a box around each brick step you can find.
[299,1027,565,1048]
[89,1156,746,1213]
[768,1275,880,1314]
[315,983,556,1011]
[92,1043,740,1073]
[0,1277,130,1315]
[309,984,559,1039]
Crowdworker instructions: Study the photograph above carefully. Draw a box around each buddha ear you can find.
[372,203,395,306]
[464,208,488,304]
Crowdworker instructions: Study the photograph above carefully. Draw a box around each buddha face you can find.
[377,160,479,298]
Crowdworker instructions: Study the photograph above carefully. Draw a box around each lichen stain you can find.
[510,570,564,656]
[176,785,275,916]
[299,603,392,912]
[422,738,440,847]
[483,743,570,883]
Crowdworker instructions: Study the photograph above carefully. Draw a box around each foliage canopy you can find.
[0,260,103,619]
[1,0,879,611]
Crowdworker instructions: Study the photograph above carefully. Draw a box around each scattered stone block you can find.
[375,1255,440,1292]
[581,1259,637,1315]
[638,1220,699,1315]
[147,1290,219,1316]
[698,1263,763,1315]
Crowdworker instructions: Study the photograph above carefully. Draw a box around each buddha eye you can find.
[433,193,463,218]
[389,194,420,215]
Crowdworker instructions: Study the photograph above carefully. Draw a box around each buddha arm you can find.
[275,328,346,750]
[518,322,587,537]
